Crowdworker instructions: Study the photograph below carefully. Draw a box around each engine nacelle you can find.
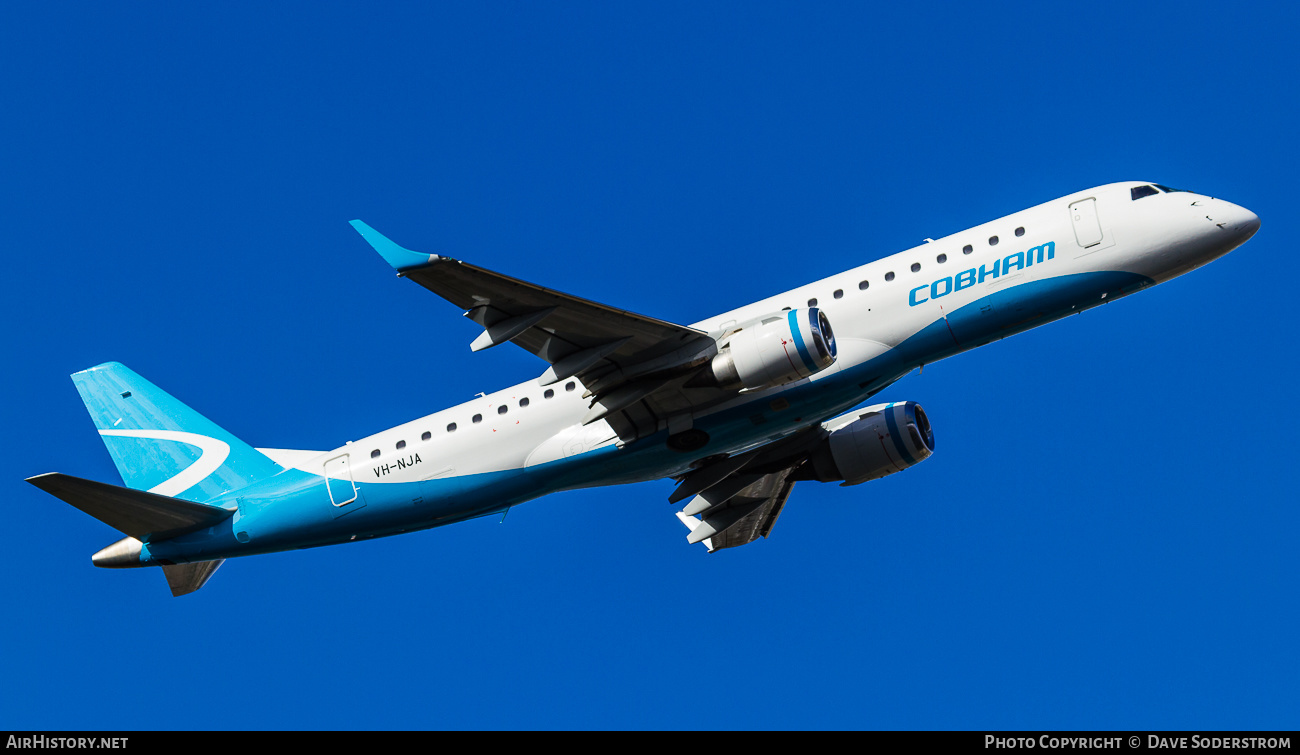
[706,308,837,391]
[801,402,935,485]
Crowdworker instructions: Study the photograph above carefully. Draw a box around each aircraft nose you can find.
[1218,200,1261,244]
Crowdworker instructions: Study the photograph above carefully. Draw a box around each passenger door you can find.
[1069,198,1105,248]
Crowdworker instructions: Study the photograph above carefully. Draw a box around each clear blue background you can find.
[3,1,1295,730]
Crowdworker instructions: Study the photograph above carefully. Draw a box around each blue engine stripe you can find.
[884,402,918,466]
[787,310,818,373]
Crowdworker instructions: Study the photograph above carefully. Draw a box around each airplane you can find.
[27,181,1260,596]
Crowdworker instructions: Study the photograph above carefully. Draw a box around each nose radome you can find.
[1237,206,1261,239]
[1221,200,1261,241]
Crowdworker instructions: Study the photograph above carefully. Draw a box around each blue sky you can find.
[3,2,1296,730]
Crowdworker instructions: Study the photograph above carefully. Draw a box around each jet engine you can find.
[798,402,935,485]
[701,308,837,392]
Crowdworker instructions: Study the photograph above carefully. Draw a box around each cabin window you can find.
[963,244,973,254]
[396,440,406,450]
[858,280,869,290]
[498,405,508,415]
[421,431,431,440]
[885,272,895,282]
[519,397,529,408]
[807,298,817,307]
[446,423,457,432]
[472,414,482,424]
[544,389,554,399]
[565,382,576,392]
[936,253,947,263]
[1015,226,1025,237]
[910,262,921,273]
[370,449,380,459]
[1131,185,1159,200]
[833,289,843,299]
[989,236,999,246]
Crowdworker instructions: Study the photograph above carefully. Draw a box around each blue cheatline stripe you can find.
[883,402,918,466]
[786,310,818,373]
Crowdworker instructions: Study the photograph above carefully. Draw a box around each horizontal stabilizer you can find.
[162,560,225,597]
[27,472,235,541]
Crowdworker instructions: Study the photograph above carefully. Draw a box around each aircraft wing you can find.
[669,427,829,551]
[351,221,726,441]
[675,467,797,552]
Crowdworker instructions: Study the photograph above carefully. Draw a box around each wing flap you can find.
[669,428,831,551]
[676,468,796,552]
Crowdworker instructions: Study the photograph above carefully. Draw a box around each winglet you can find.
[349,220,439,272]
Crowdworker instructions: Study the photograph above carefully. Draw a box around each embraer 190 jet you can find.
[28,182,1260,595]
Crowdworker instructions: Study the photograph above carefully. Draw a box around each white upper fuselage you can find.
[272,182,1259,496]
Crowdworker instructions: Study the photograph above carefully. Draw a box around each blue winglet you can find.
[349,220,438,272]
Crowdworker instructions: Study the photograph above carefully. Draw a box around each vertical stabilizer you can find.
[71,362,283,503]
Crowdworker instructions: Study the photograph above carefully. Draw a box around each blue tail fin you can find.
[71,362,284,503]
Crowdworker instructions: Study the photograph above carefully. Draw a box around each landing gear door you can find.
[1069,198,1105,248]
[324,454,364,516]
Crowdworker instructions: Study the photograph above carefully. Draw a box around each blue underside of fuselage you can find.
[143,269,1152,565]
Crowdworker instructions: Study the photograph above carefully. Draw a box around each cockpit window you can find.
[1131,185,1159,200]
[1154,184,1186,193]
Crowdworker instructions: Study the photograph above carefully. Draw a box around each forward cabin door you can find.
[1069,198,1105,248]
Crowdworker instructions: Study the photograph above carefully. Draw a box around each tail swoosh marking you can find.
[99,429,231,497]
